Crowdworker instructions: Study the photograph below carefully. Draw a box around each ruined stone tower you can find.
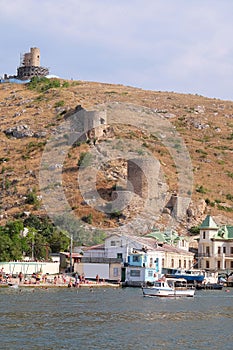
[127,158,160,200]
[17,47,49,80]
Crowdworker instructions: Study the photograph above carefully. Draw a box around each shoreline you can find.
[0,279,121,289]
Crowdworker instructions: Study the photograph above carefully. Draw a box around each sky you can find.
[1,0,233,101]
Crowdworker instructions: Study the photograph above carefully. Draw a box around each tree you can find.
[48,229,70,253]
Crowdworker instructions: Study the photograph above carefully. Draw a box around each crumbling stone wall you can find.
[127,158,160,200]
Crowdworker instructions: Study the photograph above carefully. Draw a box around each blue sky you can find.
[1,0,233,101]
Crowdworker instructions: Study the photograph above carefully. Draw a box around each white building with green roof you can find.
[198,215,233,271]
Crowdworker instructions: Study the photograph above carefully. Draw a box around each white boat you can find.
[142,278,195,297]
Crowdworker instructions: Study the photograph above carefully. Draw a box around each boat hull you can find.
[142,287,195,297]
[196,283,223,290]
[166,269,205,283]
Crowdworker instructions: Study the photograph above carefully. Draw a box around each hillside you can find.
[0,78,233,235]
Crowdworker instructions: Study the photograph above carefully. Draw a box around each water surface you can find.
[0,286,232,349]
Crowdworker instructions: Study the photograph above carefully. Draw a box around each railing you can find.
[81,257,123,264]
[197,253,233,259]
[196,253,210,258]
[224,254,233,259]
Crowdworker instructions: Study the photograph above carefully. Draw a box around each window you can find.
[130,270,140,277]
[113,268,119,277]
[179,259,181,268]
[171,259,174,268]
[231,247,233,254]
[206,261,209,268]
[203,231,206,239]
[231,261,233,268]
[223,247,226,254]
[218,247,221,254]
[148,270,153,277]
[110,240,120,246]
[184,260,186,268]
[117,253,122,260]
[133,256,140,262]
[162,258,164,268]
[217,261,220,269]
[206,246,210,255]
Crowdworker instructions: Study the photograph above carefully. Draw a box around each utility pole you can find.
[32,232,35,261]
[70,234,73,273]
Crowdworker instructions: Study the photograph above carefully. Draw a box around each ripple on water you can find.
[0,287,233,350]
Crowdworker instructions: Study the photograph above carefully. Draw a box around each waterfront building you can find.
[197,215,233,272]
[72,233,195,285]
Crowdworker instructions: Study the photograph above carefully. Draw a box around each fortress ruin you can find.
[17,47,49,80]
[2,47,49,81]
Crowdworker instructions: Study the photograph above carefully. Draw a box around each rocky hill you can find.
[0,78,233,236]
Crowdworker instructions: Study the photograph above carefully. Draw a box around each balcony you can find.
[224,254,233,260]
[197,253,233,260]
[197,253,210,258]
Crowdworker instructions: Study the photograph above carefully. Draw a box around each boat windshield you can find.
[153,282,163,287]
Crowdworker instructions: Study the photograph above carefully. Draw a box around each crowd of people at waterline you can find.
[0,267,107,288]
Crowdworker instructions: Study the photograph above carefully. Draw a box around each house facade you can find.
[72,233,195,285]
[146,229,195,273]
[197,215,233,272]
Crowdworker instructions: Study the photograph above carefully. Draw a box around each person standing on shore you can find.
[18,272,23,283]
[74,273,80,287]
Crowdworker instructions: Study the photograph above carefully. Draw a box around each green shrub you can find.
[54,100,65,108]
[25,189,40,208]
[189,226,200,235]
[226,194,233,201]
[227,171,233,179]
[27,77,61,92]
[82,213,93,224]
[78,152,93,168]
[196,185,207,194]
[62,81,69,88]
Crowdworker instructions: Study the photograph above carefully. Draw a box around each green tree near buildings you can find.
[0,215,69,261]
[0,213,106,262]
[0,220,29,261]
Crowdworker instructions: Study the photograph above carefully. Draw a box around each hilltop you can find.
[0,78,233,235]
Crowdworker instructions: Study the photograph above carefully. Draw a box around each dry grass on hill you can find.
[0,79,233,230]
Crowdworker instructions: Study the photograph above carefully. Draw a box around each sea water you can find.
[0,286,232,350]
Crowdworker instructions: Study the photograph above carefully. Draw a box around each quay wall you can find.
[0,261,59,276]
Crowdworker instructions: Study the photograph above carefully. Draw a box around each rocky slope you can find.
[0,79,232,235]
